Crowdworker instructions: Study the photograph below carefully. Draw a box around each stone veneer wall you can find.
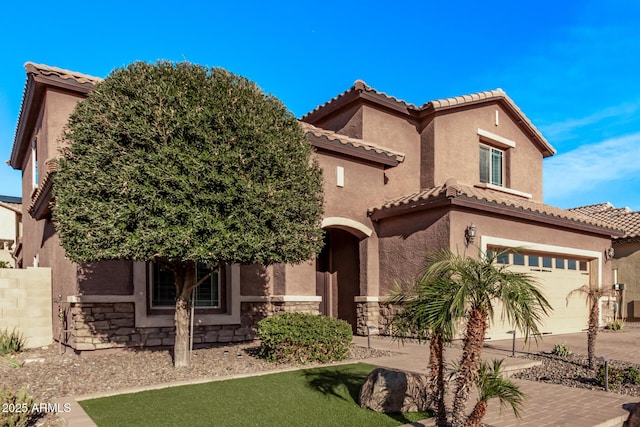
[64,300,321,352]
[355,301,381,336]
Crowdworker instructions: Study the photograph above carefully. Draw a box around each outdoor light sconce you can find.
[604,247,615,261]
[464,223,476,247]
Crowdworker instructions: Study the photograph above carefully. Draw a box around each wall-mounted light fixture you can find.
[604,247,615,261]
[464,223,476,247]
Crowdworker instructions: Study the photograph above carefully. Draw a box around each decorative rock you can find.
[359,368,430,413]
[624,402,640,427]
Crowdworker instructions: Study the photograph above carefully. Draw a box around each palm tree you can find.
[391,249,551,426]
[466,359,525,427]
[425,249,552,427]
[389,276,458,426]
[566,284,614,369]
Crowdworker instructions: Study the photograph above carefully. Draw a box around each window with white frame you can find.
[479,144,503,186]
[31,139,38,189]
[150,262,221,308]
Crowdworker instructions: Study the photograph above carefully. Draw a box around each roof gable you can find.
[10,63,101,169]
[302,81,555,158]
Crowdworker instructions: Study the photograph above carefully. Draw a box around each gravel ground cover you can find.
[511,352,640,397]
[1,343,397,426]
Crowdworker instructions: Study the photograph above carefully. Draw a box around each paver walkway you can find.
[354,326,640,427]
[58,328,640,426]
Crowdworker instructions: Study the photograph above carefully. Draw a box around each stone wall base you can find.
[62,300,322,352]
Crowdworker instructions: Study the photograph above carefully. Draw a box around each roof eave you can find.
[370,193,622,236]
[308,134,402,167]
[422,94,556,158]
[10,72,94,170]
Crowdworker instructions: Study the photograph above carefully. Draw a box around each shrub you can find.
[0,329,26,355]
[624,366,640,385]
[257,312,352,364]
[606,320,624,331]
[0,386,38,427]
[551,341,573,358]
[596,364,640,387]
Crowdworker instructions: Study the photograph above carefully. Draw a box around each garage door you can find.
[485,251,591,341]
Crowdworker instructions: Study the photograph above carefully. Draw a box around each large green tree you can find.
[54,61,324,367]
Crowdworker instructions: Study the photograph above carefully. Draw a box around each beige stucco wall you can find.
[375,207,451,294]
[0,267,52,348]
[361,106,422,199]
[450,209,612,266]
[374,206,613,297]
[612,242,640,319]
[430,104,544,201]
[315,151,385,226]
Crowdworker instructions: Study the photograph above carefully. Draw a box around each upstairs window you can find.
[31,139,38,189]
[479,144,503,186]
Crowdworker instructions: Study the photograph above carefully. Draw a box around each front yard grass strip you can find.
[79,363,430,426]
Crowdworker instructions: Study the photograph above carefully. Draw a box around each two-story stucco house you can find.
[9,63,622,353]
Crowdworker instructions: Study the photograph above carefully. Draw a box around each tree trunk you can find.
[429,334,448,426]
[452,308,487,427]
[173,261,197,368]
[465,400,487,427]
[174,296,190,368]
[587,297,599,369]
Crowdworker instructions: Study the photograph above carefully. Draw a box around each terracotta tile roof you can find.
[300,122,405,163]
[570,203,640,240]
[302,81,555,156]
[28,159,58,219]
[25,62,102,86]
[301,80,416,120]
[369,178,621,234]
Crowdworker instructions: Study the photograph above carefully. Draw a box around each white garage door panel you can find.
[485,253,591,342]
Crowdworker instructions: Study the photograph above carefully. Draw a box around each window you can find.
[513,253,525,265]
[555,258,565,269]
[479,144,503,186]
[496,252,509,264]
[567,259,577,270]
[542,257,553,268]
[528,255,539,267]
[579,261,588,272]
[31,139,38,189]
[150,263,221,308]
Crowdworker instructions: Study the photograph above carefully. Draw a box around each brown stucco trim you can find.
[309,135,401,166]
[449,196,622,236]
[302,82,555,158]
[370,191,622,237]
[301,80,415,122]
[28,160,58,220]
[11,66,97,170]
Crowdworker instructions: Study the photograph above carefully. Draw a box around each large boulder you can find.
[624,402,640,427]
[359,367,430,413]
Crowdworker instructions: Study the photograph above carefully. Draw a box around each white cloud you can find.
[544,132,640,200]
[540,103,638,142]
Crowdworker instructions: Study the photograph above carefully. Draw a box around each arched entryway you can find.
[316,227,361,332]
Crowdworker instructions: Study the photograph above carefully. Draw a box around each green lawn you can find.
[79,363,430,426]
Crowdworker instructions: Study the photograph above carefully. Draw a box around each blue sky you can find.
[1,1,639,210]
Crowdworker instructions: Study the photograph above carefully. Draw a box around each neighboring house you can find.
[571,202,640,321]
[0,195,22,267]
[9,63,622,353]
